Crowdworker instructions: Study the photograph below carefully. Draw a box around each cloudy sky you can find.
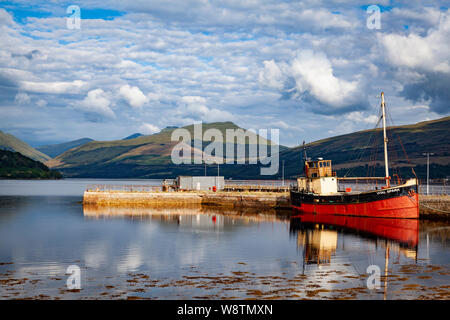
[0,0,449,147]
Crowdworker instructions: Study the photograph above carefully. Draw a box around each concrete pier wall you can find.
[419,195,450,221]
[83,191,290,209]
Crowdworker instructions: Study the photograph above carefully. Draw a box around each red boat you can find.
[290,92,419,219]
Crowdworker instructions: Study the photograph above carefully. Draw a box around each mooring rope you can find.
[419,202,450,214]
[406,194,450,214]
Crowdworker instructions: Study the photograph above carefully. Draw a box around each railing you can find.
[87,180,297,193]
[86,184,164,192]
[337,177,389,193]
[225,179,297,187]
[86,179,449,195]
[337,180,449,195]
[418,184,449,195]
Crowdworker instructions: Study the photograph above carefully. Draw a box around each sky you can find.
[0,0,449,147]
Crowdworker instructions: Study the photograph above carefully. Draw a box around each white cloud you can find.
[296,8,355,29]
[344,111,379,124]
[119,84,149,109]
[290,50,361,109]
[0,8,13,26]
[21,80,86,94]
[36,99,47,107]
[380,13,450,73]
[139,123,160,134]
[0,1,446,146]
[76,89,115,119]
[14,92,31,105]
[116,60,140,69]
[178,95,234,122]
[258,59,285,90]
[147,92,161,102]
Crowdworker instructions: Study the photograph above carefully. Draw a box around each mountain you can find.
[279,116,450,180]
[0,130,51,163]
[47,121,284,178]
[0,150,62,179]
[36,138,94,158]
[123,133,143,140]
[47,117,450,179]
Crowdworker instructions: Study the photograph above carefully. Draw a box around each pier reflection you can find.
[83,204,290,232]
[290,213,419,266]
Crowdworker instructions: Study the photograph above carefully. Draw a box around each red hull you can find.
[292,193,419,219]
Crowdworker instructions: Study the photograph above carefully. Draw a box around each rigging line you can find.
[367,128,380,178]
[385,107,416,182]
[369,115,382,178]
[420,203,450,214]
[385,108,414,166]
[377,101,398,179]
[342,97,382,177]
[385,108,400,165]
[386,124,401,180]
[345,113,382,177]
[371,131,381,178]
[344,112,382,176]
[366,143,375,177]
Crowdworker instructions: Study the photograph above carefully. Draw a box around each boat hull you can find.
[290,183,419,219]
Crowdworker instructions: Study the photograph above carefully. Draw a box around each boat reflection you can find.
[296,225,337,265]
[290,213,419,266]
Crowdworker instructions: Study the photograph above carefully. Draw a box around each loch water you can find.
[0,179,448,299]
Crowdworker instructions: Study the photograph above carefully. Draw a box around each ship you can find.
[290,92,419,219]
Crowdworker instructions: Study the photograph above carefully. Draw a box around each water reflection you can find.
[290,213,419,268]
[83,204,291,232]
[1,193,448,299]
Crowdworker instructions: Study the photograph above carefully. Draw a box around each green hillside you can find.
[0,150,62,179]
[279,116,450,180]
[36,138,94,158]
[48,117,450,179]
[48,122,284,178]
[0,130,51,163]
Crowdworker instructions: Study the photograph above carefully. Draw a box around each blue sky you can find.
[0,0,449,147]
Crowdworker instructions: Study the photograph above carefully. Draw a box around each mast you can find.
[381,92,390,187]
[302,140,308,177]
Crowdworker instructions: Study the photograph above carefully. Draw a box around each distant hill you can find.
[36,138,94,158]
[47,121,284,178]
[279,116,450,180]
[0,130,51,163]
[123,133,143,140]
[0,150,62,179]
[46,117,450,179]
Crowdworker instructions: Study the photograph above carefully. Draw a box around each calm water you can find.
[0,179,448,300]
